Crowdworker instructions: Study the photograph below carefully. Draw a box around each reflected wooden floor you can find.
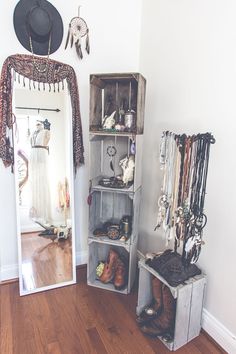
[21,232,72,291]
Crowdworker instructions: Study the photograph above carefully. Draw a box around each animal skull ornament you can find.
[119,155,135,185]
[102,110,116,130]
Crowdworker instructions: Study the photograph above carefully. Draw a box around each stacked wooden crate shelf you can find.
[88,73,146,294]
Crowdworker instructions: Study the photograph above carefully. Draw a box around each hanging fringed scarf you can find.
[65,6,90,60]
[0,54,84,171]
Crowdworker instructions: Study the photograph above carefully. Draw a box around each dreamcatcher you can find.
[65,6,90,60]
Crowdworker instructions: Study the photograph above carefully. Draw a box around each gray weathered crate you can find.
[90,73,146,134]
[136,260,206,351]
[89,133,143,193]
[87,240,138,294]
[89,188,141,246]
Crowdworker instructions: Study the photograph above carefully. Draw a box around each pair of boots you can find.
[137,276,176,338]
[99,249,127,290]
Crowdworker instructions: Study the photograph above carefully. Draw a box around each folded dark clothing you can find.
[146,250,201,287]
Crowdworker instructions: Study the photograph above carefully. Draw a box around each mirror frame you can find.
[0,54,84,295]
[13,89,77,296]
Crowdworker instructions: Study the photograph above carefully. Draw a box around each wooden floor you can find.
[21,232,72,291]
[0,267,226,354]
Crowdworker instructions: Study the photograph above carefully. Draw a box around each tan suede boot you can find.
[114,257,127,290]
[136,276,163,325]
[99,249,119,283]
[140,284,176,337]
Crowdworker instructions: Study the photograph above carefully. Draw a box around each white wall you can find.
[0,0,141,279]
[1,1,235,351]
[139,0,236,352]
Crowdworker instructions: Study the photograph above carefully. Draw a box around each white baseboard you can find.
[76,250,88,266]
[0,263,19,281]
[202,309,236,354]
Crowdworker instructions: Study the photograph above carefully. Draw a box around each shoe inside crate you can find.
[136,259,206,351]
[87,242,137,294]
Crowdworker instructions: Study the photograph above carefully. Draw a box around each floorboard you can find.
[20,232,72,291]
[0,267,226,354]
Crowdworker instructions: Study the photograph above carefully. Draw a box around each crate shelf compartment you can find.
[87,241,137,294]
[90,73,146,134]
[89,188,141,246]
[136,259,206,351]
[89,133,143,193]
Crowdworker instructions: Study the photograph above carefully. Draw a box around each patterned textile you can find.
[0,54,84,171]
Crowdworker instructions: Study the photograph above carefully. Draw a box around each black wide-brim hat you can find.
[13,0,63,55]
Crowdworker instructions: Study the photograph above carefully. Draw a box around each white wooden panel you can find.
[128,241,138,292]
[173,283,192,350]
[134,134,143,191]
[136,264,153,315]
[188,277,206,341]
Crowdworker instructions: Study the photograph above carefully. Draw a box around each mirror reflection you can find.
[14,85,75,294]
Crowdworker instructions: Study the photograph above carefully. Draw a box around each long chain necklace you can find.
[155,131,215,264]
[29,34,52,73]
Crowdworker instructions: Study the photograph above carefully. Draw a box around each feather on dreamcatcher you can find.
[65,6,90,60]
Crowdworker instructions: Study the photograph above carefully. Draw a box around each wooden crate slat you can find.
[188,277,206,341]
[173,283,192,350]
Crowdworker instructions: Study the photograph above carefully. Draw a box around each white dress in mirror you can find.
[14,86,76,295]
[30,121,51,223]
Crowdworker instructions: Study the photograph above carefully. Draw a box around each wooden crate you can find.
[90,73,146,134]
[87,240,138,294]
[136,260,206,351]
[89,133,143,193]
[89,188,141,246]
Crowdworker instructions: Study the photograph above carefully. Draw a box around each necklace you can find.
[29,34,51,73]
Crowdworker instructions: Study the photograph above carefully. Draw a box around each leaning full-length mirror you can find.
[13,83,76,295]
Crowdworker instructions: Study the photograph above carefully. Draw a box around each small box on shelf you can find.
[136,260,206,351]
[90,73,146,134]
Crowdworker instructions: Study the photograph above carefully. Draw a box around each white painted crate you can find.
[89,187,141,246]
[136,260,206,351]
[87,240,138,294]
[89,133,143,193]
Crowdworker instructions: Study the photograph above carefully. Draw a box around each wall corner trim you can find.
[76,250,88,266]
[202,308,236,354]
[0,263,19,282]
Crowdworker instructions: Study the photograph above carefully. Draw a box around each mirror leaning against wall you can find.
[13,82,76,295]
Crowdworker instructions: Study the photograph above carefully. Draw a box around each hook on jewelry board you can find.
[78,5,81,17]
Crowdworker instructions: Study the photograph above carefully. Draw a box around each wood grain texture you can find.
[20,232,72,291]
[0,267,226,354]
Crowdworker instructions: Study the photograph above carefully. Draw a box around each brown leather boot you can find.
[140,284,175,337]
[114,257,127,290]
[136,276,163,325]
[99,249,119,283]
